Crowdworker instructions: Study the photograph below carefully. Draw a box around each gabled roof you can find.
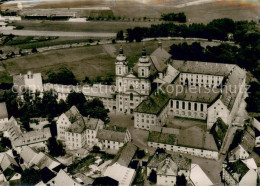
[0,153,19,171]
[220,66,246,111]
[190,164,213,186]
[114,142,137,167]
[225,160,249,182]
[0,102,8,120]
[53,169,81,186]
[150,47,171,72]
[20,146,38,166]
[157,155,177,176]
[171,60,234,76]
[97,129,126,143]
[148,152,191,171]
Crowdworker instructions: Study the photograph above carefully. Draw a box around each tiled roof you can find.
[150,47,171,72]
[0,102,8,120]
[115,142,138,167]
[220,66,246,111]
[148,126,218,151]
[148,152,191,171]
[0,153,19,171]
[7,117,51,147]
[97,127,127,143]
[225,160,249,182]
[171,60,235,76]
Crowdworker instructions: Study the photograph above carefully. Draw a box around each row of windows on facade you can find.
[180,73,222,79]
[119,83,147,90]
[170,100,206,111]
[181,77,220,83]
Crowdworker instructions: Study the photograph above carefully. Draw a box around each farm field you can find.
[11,20,162,33]
[2,0,259,23]
[1,39,220,81]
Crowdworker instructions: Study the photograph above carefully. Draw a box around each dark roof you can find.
[115,142,138,167]
[210,118,228,150]
[0,102,8,119]
[97,127,128,143]
[148,131,177,145]
[40,167,56,183]
[148,152,191,170]
[171,60,234,76]
[133,47,170,76]
[93,176,119,186]
[225,160,249,182]
[148,126,218,151]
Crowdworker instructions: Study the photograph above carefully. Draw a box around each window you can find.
[142,84,145,89]
[182,102,185,109]
[142,69,144,76]
[176,101,179,109]
[194,103,197,111]
[201,104,203,111]
[188,102,191,110]
[119,67,121,74]
[130,93,133,101]
[170,100,173,108]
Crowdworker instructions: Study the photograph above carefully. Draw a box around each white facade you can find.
[57,113,72,141]
[148,141,219,160]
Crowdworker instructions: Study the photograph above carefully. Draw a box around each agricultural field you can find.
[0,39,220,82]
[10,20,162,33]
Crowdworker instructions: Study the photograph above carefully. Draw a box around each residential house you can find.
[147,151,191,185]
[113,142,138,167]
[13,71,43,93]
[6,117,51,152]
[104,163,136,186]
[20,146,61,171]
[190,164,213,186]
[49,169,82,186]
[97,125,131,151]
[223,159,257,185]
[0,153,21,182]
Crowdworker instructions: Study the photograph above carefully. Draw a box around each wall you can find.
[148,142,218,160]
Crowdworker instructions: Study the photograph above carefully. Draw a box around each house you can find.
[97,125,131,151]
[113,142,138,167]
[0,153,21,182]
[57,106,104,150]
[147,126,219,160]
[104,163,136,186]
[6,117,51,152]
[13,71,43,93]
[223,159,257,185]
[228,145,250,162]
[20,146,61,171]
[190,164,213,186]
[147,151,191,184]
[49,169,82,186]
[0,102,8,131]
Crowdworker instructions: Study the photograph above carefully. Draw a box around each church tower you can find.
[115,46,128,77]
[115,46,128,93]
[138,47,151,78]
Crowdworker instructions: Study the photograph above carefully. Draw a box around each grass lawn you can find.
[67,154,96,174]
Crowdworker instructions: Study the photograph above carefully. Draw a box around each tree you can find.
[46,67,79,85]
[176,174,187,185]
[116,30,124,40]
[47,137,65,157]
[21,168,41,185]
[31,48,38,53]
[66,92,86,108]
[148,169,157,183]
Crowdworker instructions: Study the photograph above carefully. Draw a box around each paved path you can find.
[0,29,116,38]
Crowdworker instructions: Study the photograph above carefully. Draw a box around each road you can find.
[0,29,116,38]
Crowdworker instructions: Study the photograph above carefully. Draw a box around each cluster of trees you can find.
[83,74,114,85]
[245,82,260,113]
[161,12,186,23]
[121,18,256,42]
[169,42,239,64]
[46,67,79,85]
[66,92,109,123]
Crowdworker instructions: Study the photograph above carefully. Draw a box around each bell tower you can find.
[138,47,151,78]
[115,46,128,77]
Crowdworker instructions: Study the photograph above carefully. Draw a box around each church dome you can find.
[139,47,149,63]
